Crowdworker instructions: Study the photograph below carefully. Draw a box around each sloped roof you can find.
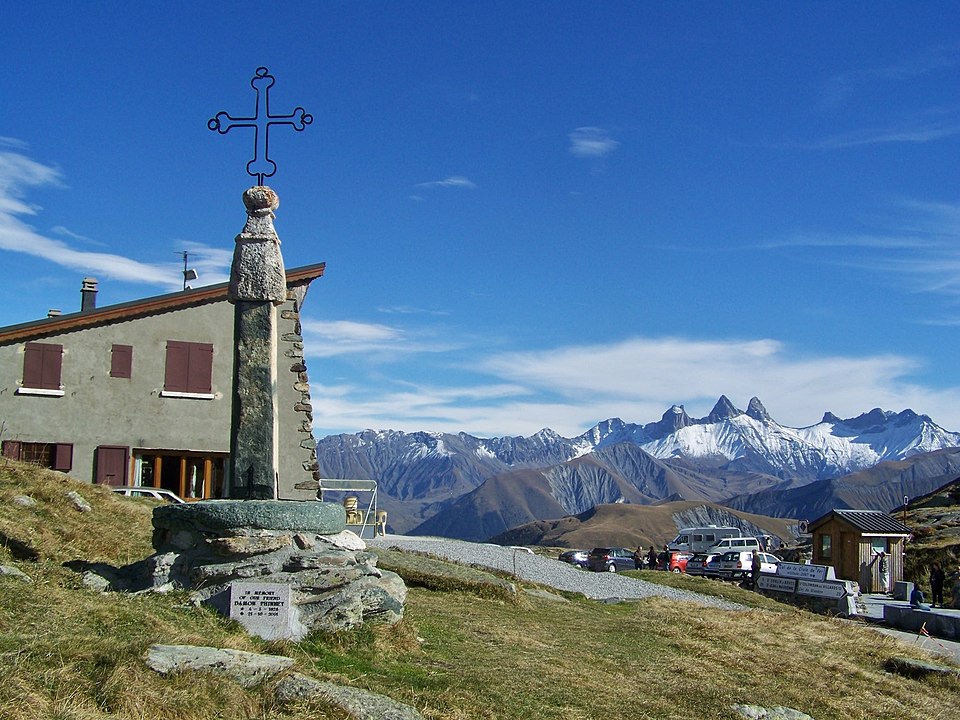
[809,508,911,535]
[0,262,325,345]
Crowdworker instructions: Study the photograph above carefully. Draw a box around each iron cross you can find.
[208,67,312,185]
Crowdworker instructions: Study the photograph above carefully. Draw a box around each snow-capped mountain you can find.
[314,396,960,534]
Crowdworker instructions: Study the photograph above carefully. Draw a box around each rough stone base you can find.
[75,501,406,636]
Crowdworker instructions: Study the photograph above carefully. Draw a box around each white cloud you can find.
[568,127,619,158]
[308,331,960,437]
[415,176,477,189]
[0,147,230,291]
[301,318,463,359]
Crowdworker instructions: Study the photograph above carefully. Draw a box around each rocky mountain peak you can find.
[707,395,741,423]
[746,396,772,422]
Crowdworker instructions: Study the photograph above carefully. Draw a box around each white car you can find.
[713,551,779,580]
[111,486,186,503]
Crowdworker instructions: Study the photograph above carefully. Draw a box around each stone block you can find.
[153,500,346,535]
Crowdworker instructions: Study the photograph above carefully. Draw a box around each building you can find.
[808,509,911,592]
[0,264,324,501]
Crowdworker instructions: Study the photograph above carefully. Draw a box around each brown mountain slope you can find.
[489,500,797,550]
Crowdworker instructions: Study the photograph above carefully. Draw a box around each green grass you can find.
[1,460,959,719]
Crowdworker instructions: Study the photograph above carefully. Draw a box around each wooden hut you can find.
[808,509,911,593]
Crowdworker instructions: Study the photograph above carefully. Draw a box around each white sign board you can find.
[230,581,296,640]
[777,562,834,582]
[797,579,848,599]
[757,575,796,593]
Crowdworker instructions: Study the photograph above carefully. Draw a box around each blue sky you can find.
[3,2,959,438]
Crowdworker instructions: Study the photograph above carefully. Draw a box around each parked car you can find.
[667,551,692,573]
[111,486,186,503]
[558,549,589,568]
[686,552,722,577]
[712,550,779,580]
[587,547,635,573]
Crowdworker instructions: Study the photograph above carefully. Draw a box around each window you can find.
[162,341,214,397]
[871,538,887,555]
[18,342,64,395]
[820,534,832,559]
[110,344,133,378]
[2,440,73,471]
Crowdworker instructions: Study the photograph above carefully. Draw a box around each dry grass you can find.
[1,461,959,719]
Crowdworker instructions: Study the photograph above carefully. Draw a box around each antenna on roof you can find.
[179,251,199,290]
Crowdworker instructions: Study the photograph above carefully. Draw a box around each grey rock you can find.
[0,565,32,582]
[274,672,425,720]
[145,644,294,689]
[884,655,960,678]
[731,705,815,720]
[12,495,36,508]
[65,490,92,513]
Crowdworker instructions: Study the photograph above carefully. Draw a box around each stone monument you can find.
[228,185,285,499]
[74,69,406,641]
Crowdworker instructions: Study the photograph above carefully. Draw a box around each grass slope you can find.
[1,461,958,719]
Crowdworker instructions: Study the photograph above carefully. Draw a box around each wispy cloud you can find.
[809,119,960,150]
[818,44,960,109]
[308,327,960,437]
[568,127,619,158]
[763,199,960,301]
[415,176,477,190]
[0,147,228,290]
[301,318,463,358]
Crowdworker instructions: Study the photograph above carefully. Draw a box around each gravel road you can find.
[367,535,744,611]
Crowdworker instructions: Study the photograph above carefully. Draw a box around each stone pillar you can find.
[228,186,287,499]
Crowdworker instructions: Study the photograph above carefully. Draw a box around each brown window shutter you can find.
[53,443,73,472]
[188,343,214,394]
[110,344,133,378]
[23,343,44,387]
[1,440,22,460]
[23,342,63,390]
[164,341,189,392]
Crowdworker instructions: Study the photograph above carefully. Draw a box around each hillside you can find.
[725,447,960,521]
[0,461,958,718]
[489,501,797,550]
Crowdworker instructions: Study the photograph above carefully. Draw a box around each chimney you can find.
[47,309,62,318]
[81,277,98,312]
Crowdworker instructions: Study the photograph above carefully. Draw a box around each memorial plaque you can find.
[797,579,848,599]
[757,575,797,593]
[230,581,297,640]
[776,562,834,582]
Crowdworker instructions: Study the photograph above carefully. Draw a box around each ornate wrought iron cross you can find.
[208,67,312,185]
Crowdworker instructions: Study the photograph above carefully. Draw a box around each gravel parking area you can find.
[367,535,744,611]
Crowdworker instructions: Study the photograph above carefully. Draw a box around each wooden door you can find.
[95,446,129,486]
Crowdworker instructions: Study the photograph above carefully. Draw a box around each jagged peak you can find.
[746,397,772,423]
[658,405,691,432]
[821,412,842,424]
[706,395,741,423]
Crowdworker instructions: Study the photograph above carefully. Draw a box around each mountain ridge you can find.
[315,397,960,536]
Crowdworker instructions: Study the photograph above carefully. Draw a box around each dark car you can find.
[558,549,589,568]
[587,547,635,573]
[686,552,721,577]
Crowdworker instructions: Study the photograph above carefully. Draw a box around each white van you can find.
[709,536,761,552]
[668,526,740,554]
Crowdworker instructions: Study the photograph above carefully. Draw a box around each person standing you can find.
[876,551,889,593]
[750,549,762,590]
[633,546,645,570]
[647,546,657,570]
[930,563,946,607]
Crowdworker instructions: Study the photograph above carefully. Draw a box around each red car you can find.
[667,551,692,573]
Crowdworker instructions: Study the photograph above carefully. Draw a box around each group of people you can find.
[910,561,959,609]
[632,545,671,571]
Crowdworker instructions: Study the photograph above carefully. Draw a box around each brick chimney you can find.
[81,278,98,312]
